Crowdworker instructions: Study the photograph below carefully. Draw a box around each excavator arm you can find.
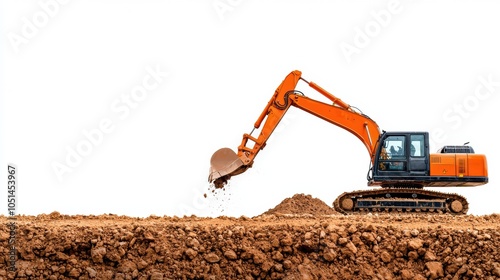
[209,70,381,188]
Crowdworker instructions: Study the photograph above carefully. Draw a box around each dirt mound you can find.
[262,193,337,216]
[1,203,500,279]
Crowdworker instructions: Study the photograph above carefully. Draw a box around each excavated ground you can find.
[1,193,500,280]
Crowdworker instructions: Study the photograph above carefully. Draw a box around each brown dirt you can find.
[261,193,337,216]
[1,194,500,280]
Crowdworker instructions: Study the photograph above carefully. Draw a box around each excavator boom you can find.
[209,70,381,187]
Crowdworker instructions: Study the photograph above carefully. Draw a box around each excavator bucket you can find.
[208,148,244,188]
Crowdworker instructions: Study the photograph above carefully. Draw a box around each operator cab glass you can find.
[378,135,406,171]
[374,132,430,178]
[410,134,425,157]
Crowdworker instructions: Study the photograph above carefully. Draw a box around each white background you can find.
[1,0,499,217]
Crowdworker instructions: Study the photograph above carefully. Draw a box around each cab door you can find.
[408,133,429,175]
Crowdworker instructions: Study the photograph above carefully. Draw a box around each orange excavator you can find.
[208,70,488,214]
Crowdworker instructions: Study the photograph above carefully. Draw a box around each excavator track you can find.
[333,188,469,215]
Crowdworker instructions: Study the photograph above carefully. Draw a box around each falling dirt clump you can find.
[262,193,337,216]
[204,182,234,215]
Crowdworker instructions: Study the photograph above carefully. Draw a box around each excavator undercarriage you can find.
[333,188,468,215]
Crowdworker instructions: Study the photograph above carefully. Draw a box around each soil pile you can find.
[262,193,337,216]
[1,198,500,279]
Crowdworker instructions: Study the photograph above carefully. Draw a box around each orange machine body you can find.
[428,153,488,186]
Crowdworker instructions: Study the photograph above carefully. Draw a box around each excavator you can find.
[208,70,488,214]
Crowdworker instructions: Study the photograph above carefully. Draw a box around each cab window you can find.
[380,136,406,159]
[378,135,407,171]
[410,134,424,157]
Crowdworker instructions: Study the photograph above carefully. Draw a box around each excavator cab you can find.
[373,132,430,180]
[370,131,488,188]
